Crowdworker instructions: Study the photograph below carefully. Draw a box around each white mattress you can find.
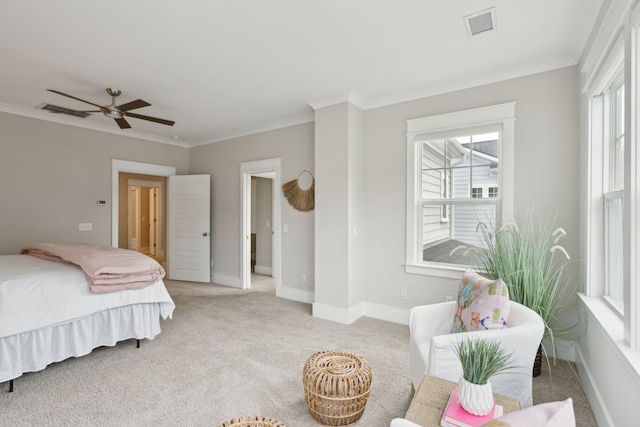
[0,254,175,384]
[0,255,174,338]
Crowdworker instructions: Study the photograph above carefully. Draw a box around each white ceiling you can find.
[0,0,603,147]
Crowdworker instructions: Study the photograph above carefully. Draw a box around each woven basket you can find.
[216,416,285,427]
[303,351,372,426]
[533,344,542,377]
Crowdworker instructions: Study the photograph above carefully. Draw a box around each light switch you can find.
[283,224,288,233]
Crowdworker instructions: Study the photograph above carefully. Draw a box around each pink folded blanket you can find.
[20,243,166,293]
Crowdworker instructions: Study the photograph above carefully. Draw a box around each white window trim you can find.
[440,171,449,222]
[626,20,640,348]
[585,22,640,349]
[405,102,515,278]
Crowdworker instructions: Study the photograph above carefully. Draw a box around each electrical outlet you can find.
[445,295,454,302]
[301,274,306,283]
[400,289,407,300]
[78,222,92,231]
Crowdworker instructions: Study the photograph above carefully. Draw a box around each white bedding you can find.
[0,254,175,385]
[0,255,174,338]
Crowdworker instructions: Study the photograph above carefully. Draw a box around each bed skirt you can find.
[0,302,164,384]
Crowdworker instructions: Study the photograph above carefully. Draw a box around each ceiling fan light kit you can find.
[45,88,175,129]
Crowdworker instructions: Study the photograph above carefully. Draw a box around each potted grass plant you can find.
[473,211,574,375]
[454,338,514,416]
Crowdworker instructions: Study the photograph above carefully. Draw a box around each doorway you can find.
[111,159,176,266]
[251,175,275,293]
[119,173,167,264]
[240,158,281,295]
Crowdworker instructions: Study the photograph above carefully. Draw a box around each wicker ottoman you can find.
[303,351,372,426]
[216,416,285,427]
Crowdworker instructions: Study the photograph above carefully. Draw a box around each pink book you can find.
[440,387,497,427]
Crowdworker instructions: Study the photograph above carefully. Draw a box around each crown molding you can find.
[305,55,576,113]
[305,90,367,110]
[580,0,633,94]
[0,102,190,147]
[2,53,578,149]
[361,53,578,110]
[190,111,315,147]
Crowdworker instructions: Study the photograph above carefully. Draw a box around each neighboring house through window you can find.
[405,103,515,278]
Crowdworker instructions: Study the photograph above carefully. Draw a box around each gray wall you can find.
[0,67,579,312]
[189,122,314,292]
[255,177,273,272]
[362,66,580,311]
[0,113,189,255]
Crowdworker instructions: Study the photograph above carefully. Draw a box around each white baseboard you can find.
[211,272,241,288]
[312,301,410,325]
[362,302,410,325]
[254,265,273,276]
[277,286,314,304]
[575,345,614,427]
[312,302,364,325]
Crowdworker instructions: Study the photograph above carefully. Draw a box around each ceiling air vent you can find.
[464,7,496,37]
[38,103,90,118]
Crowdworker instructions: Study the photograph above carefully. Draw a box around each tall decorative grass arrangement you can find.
[454,338,515,385]
[475,212,573,362]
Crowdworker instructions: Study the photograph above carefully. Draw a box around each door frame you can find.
[111,159,176,247]
[240,158,281,293]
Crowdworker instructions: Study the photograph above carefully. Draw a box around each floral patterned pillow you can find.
[452,269,510,333]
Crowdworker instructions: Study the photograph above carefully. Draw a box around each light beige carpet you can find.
[0,280,596,426]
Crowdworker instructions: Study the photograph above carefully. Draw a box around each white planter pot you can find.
[457,376,494,416]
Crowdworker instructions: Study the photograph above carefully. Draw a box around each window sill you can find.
[405,263,467,279]
[578,293,640,385]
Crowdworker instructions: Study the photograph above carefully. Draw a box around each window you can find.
[585,29,640,348]
[440,171,449,222]
[604,75,625,312]
[405,103,515,278]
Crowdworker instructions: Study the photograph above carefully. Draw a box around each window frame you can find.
[440,171,449,222]
[585,27,640,349]
[405,102,515,278]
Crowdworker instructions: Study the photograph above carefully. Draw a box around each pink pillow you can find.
[480,398,575,427]
[452,269,509,333]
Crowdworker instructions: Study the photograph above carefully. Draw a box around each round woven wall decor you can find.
[282,170,314,212]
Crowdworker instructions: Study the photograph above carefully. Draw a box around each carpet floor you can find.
[0,279,597,426]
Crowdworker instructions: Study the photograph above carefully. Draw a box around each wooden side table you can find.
[405,376,521,427]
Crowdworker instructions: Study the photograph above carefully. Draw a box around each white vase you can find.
[457,376,494,416]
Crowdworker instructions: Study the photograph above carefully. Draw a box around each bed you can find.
[0,244,175,392]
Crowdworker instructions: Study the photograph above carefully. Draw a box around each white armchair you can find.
[409,300,544,408]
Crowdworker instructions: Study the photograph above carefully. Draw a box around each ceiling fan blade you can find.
[47,89,103,109]
[114,117,132,129]
[125,112,175,126]
[117,99,151,112]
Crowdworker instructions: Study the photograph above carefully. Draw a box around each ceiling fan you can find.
[46,88,175,129]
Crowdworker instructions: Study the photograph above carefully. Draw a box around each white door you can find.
[128,186,141,251]
[149,188,157,256]
[168,175,211,282]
